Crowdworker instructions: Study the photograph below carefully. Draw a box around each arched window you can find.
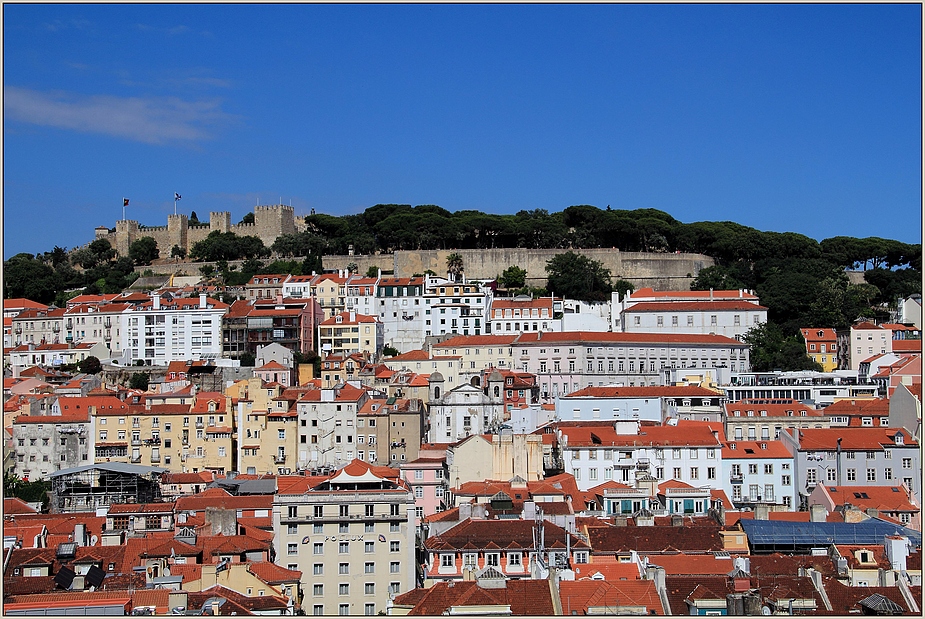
[433,387,441,399]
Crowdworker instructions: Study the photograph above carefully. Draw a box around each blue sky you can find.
[3,3,922,259]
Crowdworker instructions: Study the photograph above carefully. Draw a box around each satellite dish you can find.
[761,606,772,615]
[90,535,99,546]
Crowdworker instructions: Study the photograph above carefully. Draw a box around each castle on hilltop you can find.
[95,204,306,257]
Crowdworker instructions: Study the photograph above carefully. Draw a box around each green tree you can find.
[4,472,50,509]
[498,265,527,289]
[189,211,201,225]
[446,253,464,282]
[3,253,60,303]
[238,212,255,225]
[614,280,635,302]
[382,345,400,357]
[743,322,823,372]
[78,356,102,375]
[129,372,150,390]
[545,251,614,303]
[129,236,159,266]
[239,352,256,367]
[366,265,380,278]
[170,244,186,259]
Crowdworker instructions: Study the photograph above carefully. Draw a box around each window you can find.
[339,563,349,574]
[365,562,374,574]
[288,543,297,555]
[365,542,375,553]
[902,458,912,469]
[441,554,454,567]
[764,464,773,474]
[365,583,375,595]
[313,543,323,555]
[313,584,324,596]
[690,467,699,480]
[339,584,349,595]
[782,475,791,486]
[867,469,876,482]
[288,524,298,535]
[486,553,500,567]
[314,564,323,575]
[339,604,349,615]
[847,468,857,482]
[390,562,400,573]
[390,541,400,552]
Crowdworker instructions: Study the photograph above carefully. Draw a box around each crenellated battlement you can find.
[99,204,304,258]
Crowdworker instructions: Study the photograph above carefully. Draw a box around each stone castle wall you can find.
[98,206,712,291]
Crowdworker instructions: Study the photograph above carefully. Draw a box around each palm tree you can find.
[446,252,464,282]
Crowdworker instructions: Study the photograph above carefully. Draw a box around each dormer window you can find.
[894,433,904,445]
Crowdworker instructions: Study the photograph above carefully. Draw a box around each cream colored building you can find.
[92,391,233,474]
[272,460,416,616]
[229,376,299,475]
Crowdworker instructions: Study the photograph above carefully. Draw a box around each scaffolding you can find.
[48,463,168,513]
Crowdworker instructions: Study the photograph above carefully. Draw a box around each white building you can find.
[422,275,492,338]
[720,440,795,509]
[555,385,725,424]
[556,421,724,492]
[318,311,384,358]
[272,460,416,615]
[375,277,427,352]
[488,296,560,336]
[112,293,228,366]
[426,373,505,443]
[296,385,370,470]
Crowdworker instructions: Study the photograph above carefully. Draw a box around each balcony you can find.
[636,458,650,470]
[144,437,161,446]
[274,454,287,464]
[150,455,161,463]
[195,422,204,429]
[730,472,743,483]
[131,439,142,446]
[131,456,141,464]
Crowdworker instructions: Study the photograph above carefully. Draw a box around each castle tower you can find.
[255,204,297,246]
[167,214,189,255]
[115,220,139,257]
[209,211,232,234]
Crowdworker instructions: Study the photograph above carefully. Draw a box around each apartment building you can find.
[556,385,725,424]
[400,457,449,523]
[375,277,426,352]
[422,275,492,338]
[430,335,519,386]
[556,421,724,491]
[318,311,383,358]
[780,427,920,509]
[272,460,416,616]
[356,396,425,466]
[382,349,463,388]
[296,384,370,471]
[227,376,296,475]
[311,272,350,320]
[345,275,379,318]
[724,399,830,443]
[721,440,795,509]
[723,371,880,407]
[245,273,287,300]
[800,328,839,372]
[11,307,66,347]
[113,294,228,366]
[612,288,762,331]
[11,397,95,480]
[488,296,560,336]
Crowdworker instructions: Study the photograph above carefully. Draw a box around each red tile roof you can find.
[564,385,723,399]
[559,579,664,614]
[425,518,588,552]
[394,579,556,616]
[793,427,917,450]
[3,497,39,514]
[589,523,724,553]
[626,300,767,312]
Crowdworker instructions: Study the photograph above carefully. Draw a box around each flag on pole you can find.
[123,198,130,207]
[174,193,181,201]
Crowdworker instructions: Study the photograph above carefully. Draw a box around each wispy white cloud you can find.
[43,18,93,32]
[4,86,238,145]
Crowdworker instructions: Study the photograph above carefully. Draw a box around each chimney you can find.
[709,288,714,300]
[199,293,207,308]
[152,294,161,310]
[349,311,356,322]
[671,514,684,527]
[74,523,86,547]
[810,504,827,522]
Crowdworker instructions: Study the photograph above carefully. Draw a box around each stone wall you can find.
[138,248,713,292]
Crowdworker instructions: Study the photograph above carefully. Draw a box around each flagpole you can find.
[122,198,126,221]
